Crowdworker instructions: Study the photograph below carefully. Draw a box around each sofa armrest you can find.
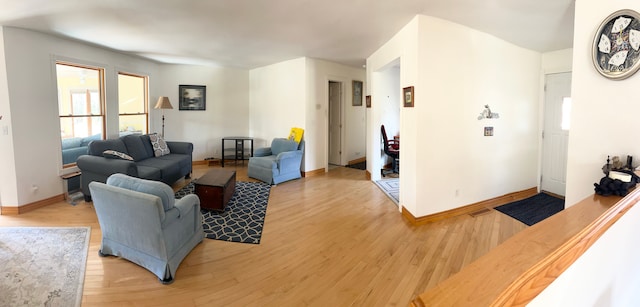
[166,141,193,155]
[254,147,273,157]
[77,155,138,177]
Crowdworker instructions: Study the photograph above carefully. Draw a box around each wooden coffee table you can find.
[193,169,236,211]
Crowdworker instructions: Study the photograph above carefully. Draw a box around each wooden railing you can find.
[411,187,640,306]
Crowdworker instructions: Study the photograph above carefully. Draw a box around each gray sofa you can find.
[77,134,193,201]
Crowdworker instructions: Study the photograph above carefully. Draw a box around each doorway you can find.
[541,72,572,196]
[328,81,342,166]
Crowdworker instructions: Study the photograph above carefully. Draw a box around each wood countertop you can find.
[411,190,636,306]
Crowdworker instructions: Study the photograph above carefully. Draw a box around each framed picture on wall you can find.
[366,95,371,108]
[352,80,363,106]
[403,86,414,108]
[178,85,206,110]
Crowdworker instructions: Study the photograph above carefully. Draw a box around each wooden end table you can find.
[193,169,236,211]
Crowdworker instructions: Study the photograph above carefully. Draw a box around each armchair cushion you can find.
[271,138,298,155]
[106,173,175,211]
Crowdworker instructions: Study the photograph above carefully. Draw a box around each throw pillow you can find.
[103,150,134,161]
[149,133,171,157]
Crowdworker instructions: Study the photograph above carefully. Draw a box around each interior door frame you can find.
[327,79,344,168]
[540,71,572,196]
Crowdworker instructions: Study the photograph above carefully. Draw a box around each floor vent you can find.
[469,208,492,217]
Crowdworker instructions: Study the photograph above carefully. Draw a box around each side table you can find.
[221,137,253,167]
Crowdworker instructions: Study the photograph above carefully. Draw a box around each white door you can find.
[541,72,572,196]
[328,81,342,165]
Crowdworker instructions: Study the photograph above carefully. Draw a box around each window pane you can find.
[118,73,148,135]
[561,97,572,131]
[57,62,104,167]
[57,64,101,116]
[119,114,146,135]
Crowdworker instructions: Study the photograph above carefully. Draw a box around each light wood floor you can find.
[0,164,527,306]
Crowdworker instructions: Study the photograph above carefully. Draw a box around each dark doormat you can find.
[346,161,366,170]
[494,193,564,226]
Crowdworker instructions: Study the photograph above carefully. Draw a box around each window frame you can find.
[56,61,106,168]
[117,71,149,135]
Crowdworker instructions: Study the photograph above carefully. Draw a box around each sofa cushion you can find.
[137,158,181,183]
[88,139,127,156]
[103,150,134,161]
[149,133,171,157]
[122,134,154,161]
[81,134,102,147]
[271,138,298,156]
[106,173,174,211]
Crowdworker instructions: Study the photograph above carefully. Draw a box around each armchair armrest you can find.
[254,147,273,157]
[77,155,138,177]
[276,150,303,173]
[166,141,193,155]
[173,194,201,230]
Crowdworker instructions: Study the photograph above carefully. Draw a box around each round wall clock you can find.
[592,9,640,80]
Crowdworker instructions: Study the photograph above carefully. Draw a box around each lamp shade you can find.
[154,96,173,109]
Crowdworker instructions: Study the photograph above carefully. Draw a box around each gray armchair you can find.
[88,173,204,284]
[248,138,304,185]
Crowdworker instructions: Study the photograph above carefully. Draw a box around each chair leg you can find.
[160,276,174,285]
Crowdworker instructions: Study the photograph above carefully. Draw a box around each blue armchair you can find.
[248,138,304,185]
[88,173,204,284]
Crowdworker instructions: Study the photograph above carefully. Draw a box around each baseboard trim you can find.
[402,187,538,225]
[1,194,66,215]
[303,168,325,178]
[347,157,366,165]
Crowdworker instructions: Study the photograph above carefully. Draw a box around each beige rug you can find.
[0,227,90,307]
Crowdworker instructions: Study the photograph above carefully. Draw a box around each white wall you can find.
[565,0,640,207]
[530,0,640,304]
[305,58,366,170]
[249,57,307,155]
[368,16,541,217]
[249,57,365,173]
[0,27,161,207]
[156,64,250,160]
[0,27,17,206]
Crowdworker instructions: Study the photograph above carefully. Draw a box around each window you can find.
[118,73,148,136]
[561,97,572,131]
[56,63,105,167]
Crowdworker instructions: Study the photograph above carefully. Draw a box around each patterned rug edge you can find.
[0,226,90,307]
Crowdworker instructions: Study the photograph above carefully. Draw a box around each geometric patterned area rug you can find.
[375,178,399,205]
[0,227,90,307]
[175,181,271,244]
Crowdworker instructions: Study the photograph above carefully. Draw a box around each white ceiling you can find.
[0,0,575,69]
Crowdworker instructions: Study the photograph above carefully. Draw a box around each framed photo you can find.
[403,86,414,107]
[352,80,363,106]
[366,95,371,108]
[592,9,640,80]
[484,126,494,136]
[178,85,206,110]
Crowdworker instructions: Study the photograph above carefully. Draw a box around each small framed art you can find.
[352,80,363,106]
[366,95,371,108]
[403,86,414,107]
[179,85,206,110]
